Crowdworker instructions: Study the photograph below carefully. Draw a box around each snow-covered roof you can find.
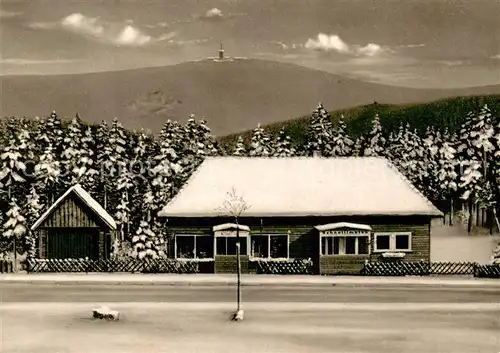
[315,222,372,232]
[158,157,443,218]
[31,184,117,231]
[213,223,251,232]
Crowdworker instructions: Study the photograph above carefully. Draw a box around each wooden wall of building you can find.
[38,194,105,229]
[166,215,433,274]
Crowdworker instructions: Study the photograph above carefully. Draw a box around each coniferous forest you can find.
[1,102,499,261]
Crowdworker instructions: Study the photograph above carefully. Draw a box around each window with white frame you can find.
[175,235,213,259]
[374,232,412,252]
[251,234,289,258]
[215,236,248,255]
[321,234,369,255]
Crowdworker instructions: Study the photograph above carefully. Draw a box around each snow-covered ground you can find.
[1,304,498,353]
[431,221,499,264]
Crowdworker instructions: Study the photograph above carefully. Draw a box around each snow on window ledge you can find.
[381,252,406,258]
[175,258,215,262]
[249,257,291,262]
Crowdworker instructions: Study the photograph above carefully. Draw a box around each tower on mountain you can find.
[219,43,224,60]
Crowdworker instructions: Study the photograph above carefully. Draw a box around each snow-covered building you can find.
[158,157,443,274]
[31,184,117,260]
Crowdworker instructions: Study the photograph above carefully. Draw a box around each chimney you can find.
[313,150,322,157]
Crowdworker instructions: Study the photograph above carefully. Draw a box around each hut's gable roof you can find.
[31,184,117,231]
[158,157,443,218]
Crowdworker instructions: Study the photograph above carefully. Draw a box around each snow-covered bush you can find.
[453,210,470,225]
[131,221,166,260]
[492,242,500,264]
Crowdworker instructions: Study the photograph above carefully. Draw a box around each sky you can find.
[0,0,499,88]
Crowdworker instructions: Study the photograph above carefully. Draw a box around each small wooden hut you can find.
[31,184,117,260]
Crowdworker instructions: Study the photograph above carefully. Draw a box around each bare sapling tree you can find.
[217,187,250,321]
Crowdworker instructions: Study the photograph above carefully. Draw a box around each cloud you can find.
[269,41,305,51]
[61,13,105,37]
[0,10,21,18]
[356,43,383,57]
[28,22,58,29]
[1,58,76,65]
[269,41,289,50]
[114,25,151,46]
[146,21,168,28]
[305,34,350,53]
[439,60,467,67]
[399,44,426,48]
[164,38,211,46]
[305,33,391,57]
[32,13,174,47]
[196,7,245,21]
[205,8,224,19]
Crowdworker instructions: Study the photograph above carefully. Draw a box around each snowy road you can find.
[0,282,498,303]
[0,302,498,353]
[1,282,498,352]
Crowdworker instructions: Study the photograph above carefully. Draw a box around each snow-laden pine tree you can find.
[0,137,27,198]
[421,126,442,199]
[360,114,386,157]
[113,121,136,240]
[152,120,184,209]
[352,137,364,157]
[197,118,219,156]
[0,121,31,259]
[331,115,354,157]
[34,144,61,204]
[436,129,459,224]
[60,115,84,188]
[493,118,500,226]
[109,118,128,169]
[16,119,36,166]
[115,191,132,242]
[457,105,497,231]
[249,123,273,157]
[384,123,429,198]
[182,116,200,162]
[232,136,248,156]
[73,126,99,192]
[2,198,26,262]
[23,186,44,257]
[115,148,135,241]
[43,111,64,154]
[305,102,334,156]
[130,179,168,260]
[180,116,206,179]
[386,123,405,166]
[127,130,156,229]
[34,116,50,153]
[95,121,113,209]
[272,128,296,157]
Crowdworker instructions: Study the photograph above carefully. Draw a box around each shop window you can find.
[321,235,369,255]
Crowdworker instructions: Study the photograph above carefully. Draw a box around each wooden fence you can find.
[363,261,500,278]
[27,258,213,274]
[250,259,314,275]
[21,258,500,278]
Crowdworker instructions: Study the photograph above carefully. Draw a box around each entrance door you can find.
[47,228,100,260]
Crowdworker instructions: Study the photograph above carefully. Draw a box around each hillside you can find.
[219,95,500,148]
[1,58,500,136]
